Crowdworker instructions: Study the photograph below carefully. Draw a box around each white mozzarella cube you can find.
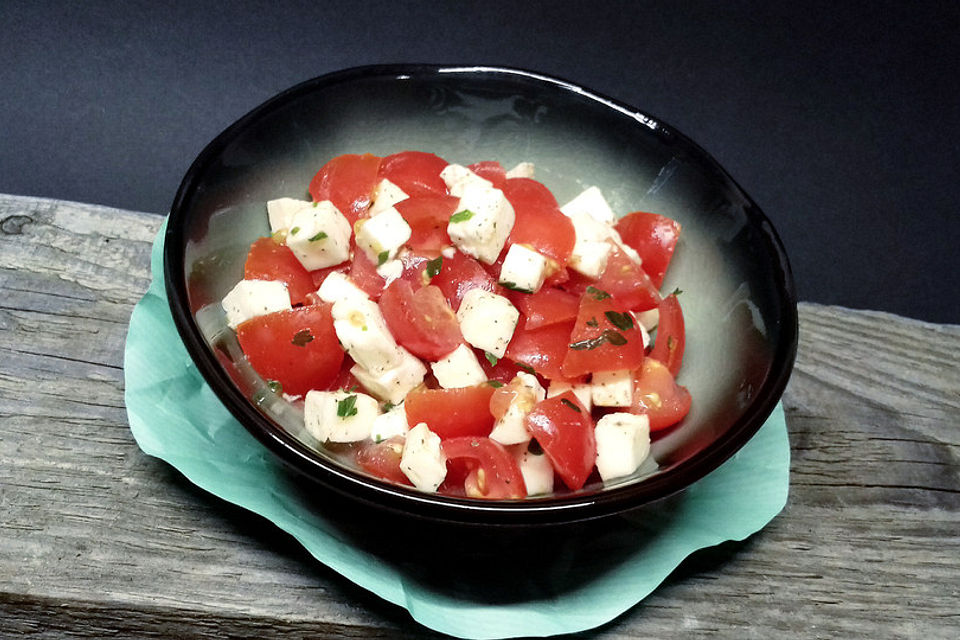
[331,298,403,375]
[514,445,555,495]
[560,186,617,226]
[595,413,651,481]
[286,201,352,270]
[440,163,493,197]
[221,279,291,329]
[303,390,379,443]
[489,373,546,445]
[547,380,593,413]
[369,178,408,216]
[634,316,652,348]
[316,271,368,304]
[568,240,612,278]
[371,403,410,442]
[266,197,311,233]
[591,369,635,407]
[350,347,427,404]
[447,183,515,264]
[376,258,404,285]
[499,244,548,293]
[635,308,659,333]
[354,207,412,266]
[400,423,447,492]
[441,246,457,259]
[505,161,535,179]
[431,344,487,389]
[456,289,520,358]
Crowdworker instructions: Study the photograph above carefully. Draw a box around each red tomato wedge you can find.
[243,237,316,306]
[502,178,576,268]
[379,280,462,360]
[442,436,526,499]
[561,289,646,378]
[630,358,692,431]
[524,392,596,491]
[356,436,410,485]
[615,211,681,288]
[467,161,507,189]
[348,248,386,299]
[309,153,381,223]
[648,293,685,376]
[395,195,458,251]
[561,247,661,313]
[431,250,504,311]
[236,304,344,396]
[404,385,497,439]
[505,318,575,381]
[378,151,449,197]
[479,350,527,384]
[512,287,580,330]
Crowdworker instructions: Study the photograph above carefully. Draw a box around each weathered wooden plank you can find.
[1,194,957,639]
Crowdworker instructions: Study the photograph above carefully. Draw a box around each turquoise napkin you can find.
[124,221,790,639]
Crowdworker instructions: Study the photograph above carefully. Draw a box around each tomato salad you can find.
[221,151,691,499]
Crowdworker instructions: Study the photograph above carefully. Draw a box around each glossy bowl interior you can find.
[165,64,797,526]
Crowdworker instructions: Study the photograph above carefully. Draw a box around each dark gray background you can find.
[2,1,957,323]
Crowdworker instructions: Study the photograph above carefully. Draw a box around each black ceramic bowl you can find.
[165,64,797,526]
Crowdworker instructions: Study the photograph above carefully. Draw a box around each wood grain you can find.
[1,194,957,639]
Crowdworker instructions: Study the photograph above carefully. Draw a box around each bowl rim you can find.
[163,63,798,526]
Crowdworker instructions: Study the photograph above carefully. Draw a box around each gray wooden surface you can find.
[1,194,957,639]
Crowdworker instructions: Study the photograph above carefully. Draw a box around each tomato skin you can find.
[356,436,411,485]
[404,385,497,439]
[479,350,526,384]
[524,392,596,491]
[468,161,507,189]
[348,248,386,299]
[395,195,457,251]
[378,151,449,197]
[502,178,576,268]
[431,250,504,311]
[615,211,681,289]
[441,436,527,499]
[561,292,646,378]
[379,280,462,361]
[648,293,685,376]
[505,318,575,381]
[512,287,580,330]
[309,153,382,224]
[236,304,344,396]
[242,237,316,306]
[630,358,692,431]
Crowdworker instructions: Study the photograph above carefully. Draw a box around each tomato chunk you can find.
[442,436,526,499]
[356,436,410,485]
[395,195,457,251]
[378,151,449,197]
[404,385,497,439]
[505,318,574,381]
[236,304,344,396]
[379,280,462,361]
[561,289,646,378]
[512,287,580,330]
[648,293,685,376]
[615,211,681,289]
[243,237,316,306]
[524,392,596,491]
[502,178,576,268]
[431,250,504,311]
[630,359,692,431]
[309,153,381,223]
[348,248,386,299]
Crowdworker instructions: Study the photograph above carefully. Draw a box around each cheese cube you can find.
[370,403,410,442]
[354,207,412,266]
[505,161,535,179]
[499,244,548,293]
[447,183,515,264]
[400,423,447,492]
[635,308,659,333]
[316,271,368,304]
[350,348,427,405]
[376,258,404,286]
[369,178,408,216]
[331,298,403,375]
[431,344,487,389]
[568,239,611,278]
[440,163,493,197]
[304,390,379,443]
[547,380,593,412]
[221,279,291,329]
[456,289,520,358]
[591,369,635,407]
[489,373,546,445]
[560,186,617,226]
[595,412,651,481]
[266,197,311,233]
[286,201,352,270]
[514,444,555,495]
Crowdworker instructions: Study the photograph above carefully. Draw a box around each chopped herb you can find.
[374,434,383,443]
[560,398,582,413]
[487,380,504,388]
[312,201,319,207]
[347,385,359,392]
[449,209,475,224]
[604,329,628,345]
[569,329,627,350]
[500,281,533,293]
[527,439,544,455]
[291,329,314,346]
[604,310,635,331]
[586,285,611,300]
[377,250,390,266]
[586,317,599,328]
[484,351,499,366]
[425,256,443,279]
[266,380,282,394]
[671,288,684,296]
[336,395,358,418]
[308,230,328,242]
[516,362,536,375]
[290,226,300,235]
[381,402,396,412]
